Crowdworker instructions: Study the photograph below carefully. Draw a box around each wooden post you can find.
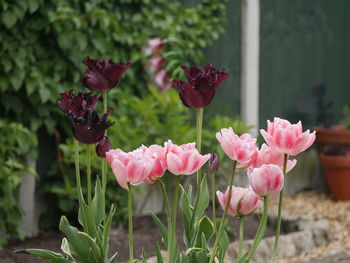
[241,0,260,135]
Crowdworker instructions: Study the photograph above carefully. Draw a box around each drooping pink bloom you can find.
[216,128,258,167]
[143,38,164,56]
[260,117,316,156]
[153,69,172,91]
[172,64,228,108]
[81,58,132,91]
[164,140,210,175]
[248,164,284,197]
[147,55,165,73]
[106,146,155,189]
[216,187,263,217]
[251,143,297,172]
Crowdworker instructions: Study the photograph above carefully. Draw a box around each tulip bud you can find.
[208,153,219,173]
[96,136,112,158]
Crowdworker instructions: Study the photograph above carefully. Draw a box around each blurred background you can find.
[1,0,350,247]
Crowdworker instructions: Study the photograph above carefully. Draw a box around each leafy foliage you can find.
[0,0,227,133]
[0,120,37,245]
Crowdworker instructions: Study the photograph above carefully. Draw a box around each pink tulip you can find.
[216,128,258,166]
[143,38,164,56]
[147,55,164,73]
[153,69,171,91]
[260,117,316,156]
[106,146,155,189]
[251,143,297,172]
[164,140,210,175]
[145,144,167,182]
[216,187,263,217]
[248,164,284,197]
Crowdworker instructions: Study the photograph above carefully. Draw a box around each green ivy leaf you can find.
[2,11,17,28]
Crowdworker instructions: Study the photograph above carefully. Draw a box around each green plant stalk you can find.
[211,171,217,233]
[188,108,204,237]
[196,108,203,185]
[158,179,172,252]
[87,144,92,206]
[128,184,134,263]
[246,196,269,262]
[269,154,288,263]
[102,90,108,221]
[237,216,245,261]
[74,139,82,201]
[169,176,181,261]
[102,90,108,194]
[209,161,237,263]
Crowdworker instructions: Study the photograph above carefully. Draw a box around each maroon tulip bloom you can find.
[81,58,133,91]
[96,136,112,158]
[172,64,228,108]
[58,91,113,144]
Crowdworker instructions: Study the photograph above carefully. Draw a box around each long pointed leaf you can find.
[16,249,72,263]
[149,212,168,247]
[92,177,105,226]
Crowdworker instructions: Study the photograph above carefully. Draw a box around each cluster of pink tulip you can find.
[106,117,315,263]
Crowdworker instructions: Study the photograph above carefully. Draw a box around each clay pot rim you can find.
[320,153,350,167]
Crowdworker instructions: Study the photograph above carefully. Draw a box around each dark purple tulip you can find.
[172,64,228,108]
[81,58,133,91]
[96,136,112,158]
[58,91,113,144]
[208,153,219,173]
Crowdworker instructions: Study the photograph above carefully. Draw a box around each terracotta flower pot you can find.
[320,154,350,200]
[314,126,350,153]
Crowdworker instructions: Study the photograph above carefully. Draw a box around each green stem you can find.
[102,91,108,193]
[195,108,203,186]
[269,154,288,263]
[237,216,245,261]
[211,171,217,233]
[128,184,134,263]
[209,161,237,263]
[87,144,92,206]
[102,90,108,221]
[169,176,180,261]
[74,140,82,201]
[246,196,269,262]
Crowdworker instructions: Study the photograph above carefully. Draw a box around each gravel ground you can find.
[271,191,350,263]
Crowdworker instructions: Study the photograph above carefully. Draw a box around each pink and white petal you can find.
[166,152,184,175]
[111,159,128,189]
[286,159,297,173]
[260,129,277,150]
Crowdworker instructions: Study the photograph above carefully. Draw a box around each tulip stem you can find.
[169,176,180,262]
[195,108,203,185]
[102,90,108,221]
[87,144,92,206]
[211,170,217,233]
[74,140,83,202]
[246,196,269,262]
[127,183,134,263]
[269,154,288,263]
[209,161,237,263]
[237,216,245,261]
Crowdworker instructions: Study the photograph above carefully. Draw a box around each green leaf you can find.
[155,243,164,263]
[39,87,51,103]
[108,252,118,263]
[91,177,105,226]
[2,11,17,28]
[60,238,74,261]
[196,174,209,218]
[103,205,116,258]
[16,249,72,263]
[179,185,193,247]
[59,216,101,263]
[28,0,40,13]
[149,212,168,247]
[218,230,229,263]
[195,216,214,246]
[141,248,148,263]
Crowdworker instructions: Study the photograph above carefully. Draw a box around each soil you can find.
[0,211,283,263]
